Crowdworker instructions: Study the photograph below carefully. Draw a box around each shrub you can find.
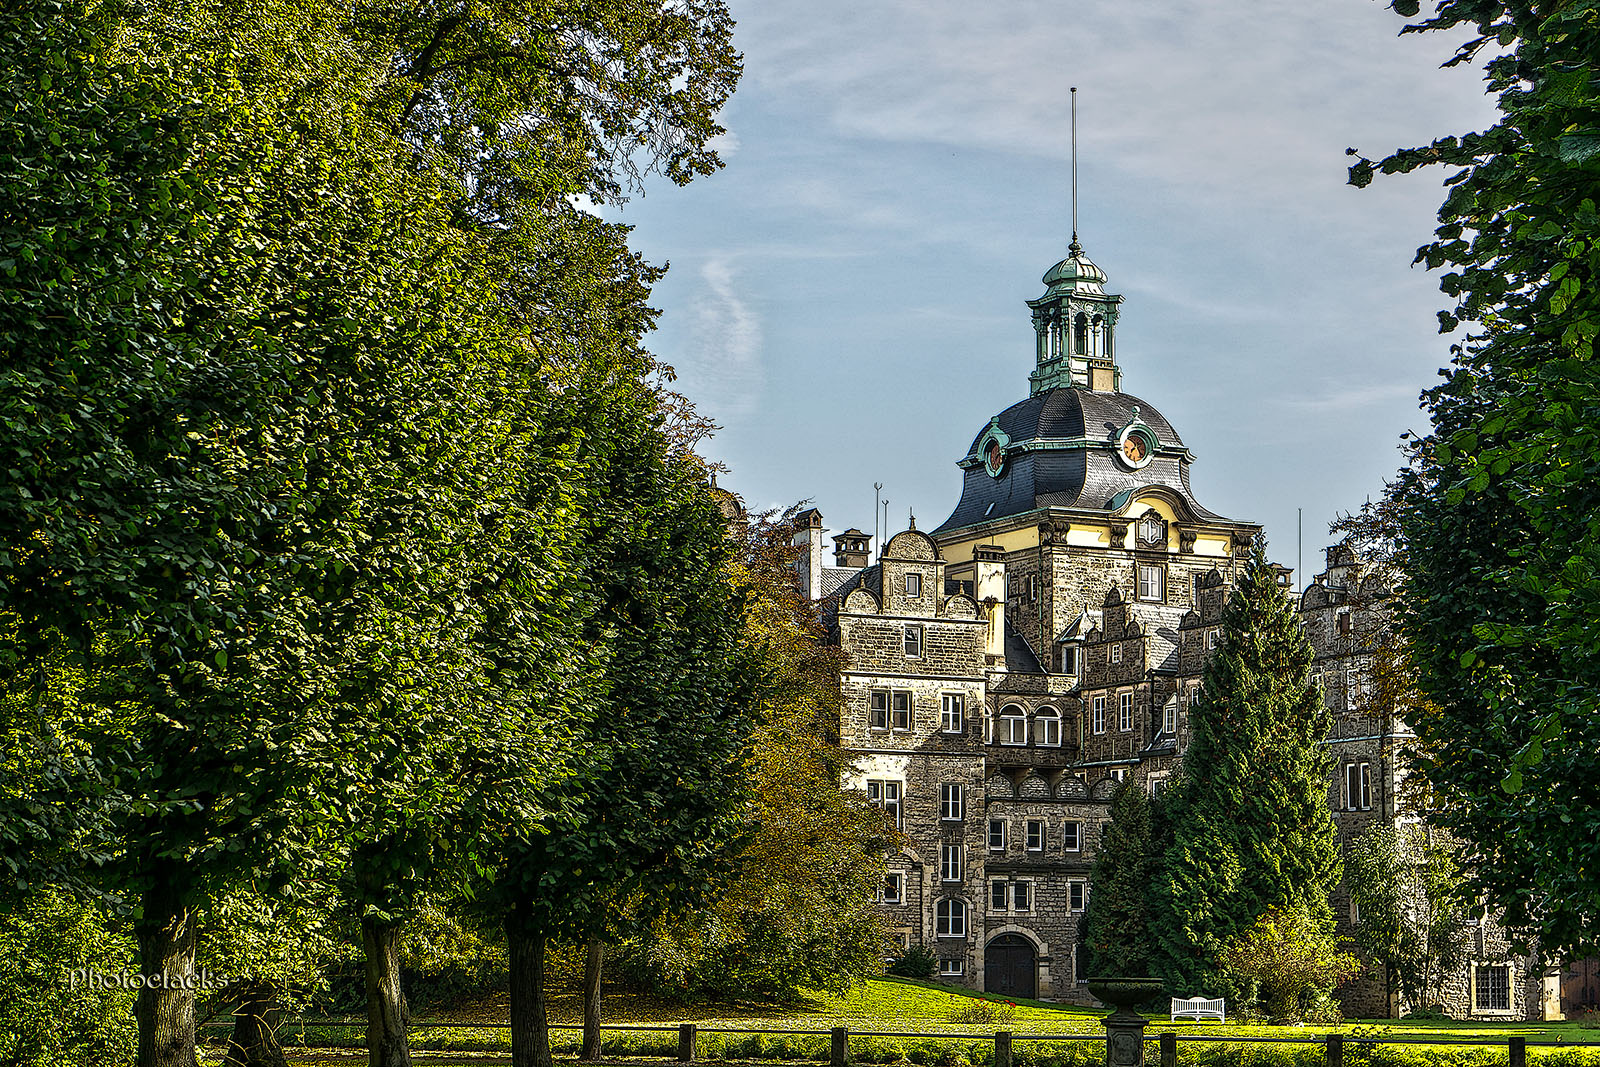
[947,999,1018,1025]
[888,945,939,979]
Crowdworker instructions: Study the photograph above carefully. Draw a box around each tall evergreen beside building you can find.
[1154,545,1340,999]
[1083,782,1161,980]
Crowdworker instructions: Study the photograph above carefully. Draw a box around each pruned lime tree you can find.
[1347,0,1600,959]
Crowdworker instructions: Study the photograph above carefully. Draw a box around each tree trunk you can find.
[224,980,288,1067]
[135,873,199,1067]
[580,939,604,1060]
[362,915,411,1067]
[508,904,553,1067]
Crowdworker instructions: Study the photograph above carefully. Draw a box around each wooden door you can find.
[984,934,1037,1000]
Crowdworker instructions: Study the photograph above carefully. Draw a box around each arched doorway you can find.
[985,934,1037,999]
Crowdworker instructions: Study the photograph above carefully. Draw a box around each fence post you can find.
[678,1023,697,1063]
[1326,1033,1343,1067]
[831,1026,849,1067]
[1161,1033,1176,1067]
[1509,1036,1526,1067]
[995,1031,1013,1067]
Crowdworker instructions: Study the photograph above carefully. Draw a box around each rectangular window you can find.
[905,572,922,598]
[1026,819,1045,851]
[1036,713,1061,747]
[940,783,964,822]
[1111,643,1123,665]
[1060,645,1078,675]
[940,843,963,883]
[1001,710,1028,745]
[1074,943,1087,985]
[891,691,912,731]
[903,625,924,658]
[1118,692,1133,732]
[1027,574,1039,601]
[1162,698,1178,735]
[1069,880,1087,913]
[1091,696,1106,735]
[1063,820,1082,852]
[936,899,966,938]
[1208,630,1221,650]
[1472,964,1512,1012]
[883,872,903,904]
[867,780,903,829]
[869,690,889,730]
[940,693,965,734]
[1110,767,1128,783]
[1137,563,1165,602]
[988,819,1006,852]
[1337,610,1352,637]
[1012,880,1032,911]
[939,958,965,977]
[1192,573,1205,604]
[1345,761,1372,811]
[990,880,1008,911]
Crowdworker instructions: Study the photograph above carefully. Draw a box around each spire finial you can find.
[1070,86,1079,254]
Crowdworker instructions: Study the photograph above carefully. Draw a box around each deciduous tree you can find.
[1347,0,1600,958]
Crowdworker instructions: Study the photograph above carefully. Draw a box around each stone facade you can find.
[803,239,1558,1019]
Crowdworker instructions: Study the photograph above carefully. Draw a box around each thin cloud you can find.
[681,257,765,422]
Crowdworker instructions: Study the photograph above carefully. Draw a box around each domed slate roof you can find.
[934,386,1232,534]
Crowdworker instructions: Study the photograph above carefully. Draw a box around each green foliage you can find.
[1345,825,1469,1014]
[889,945,940,980]
[1154,544,1341,999]
[1221,904,1359,1024]
[620,506,890,1002]
[1348,0,1600,958]
[0,886,137,1067]
[1085,781,1161,979]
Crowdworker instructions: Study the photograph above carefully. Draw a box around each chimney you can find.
[791,508,824,600]
[833,528,871,570]
[975,545,1007,666]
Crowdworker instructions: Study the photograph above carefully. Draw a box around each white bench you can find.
[1170,996,1225,1022]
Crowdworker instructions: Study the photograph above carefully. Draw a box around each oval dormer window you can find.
[978,422,1011,479]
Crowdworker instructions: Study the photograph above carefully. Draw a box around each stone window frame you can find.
[1111,643,1123,665]
[999,703,1028,746]
[940,842,964,883]
[1063,820,1082,852]
[905,572,923,598]
[1470,961,1515,1015]
[869,689,890,730]
[1118,691,1134,732]
[989,878,1033,914]
[1068,879,1087,913]
[1139,513,1166,547]
[1025,819,1045,852]
[1137,562,1166,603]
[940,782,964,822]
[987,818,1007,852]
[891,690,913,731]
[1162,695,1178,735]
[1035,706,1062,747]
[1073,943,1087,985]
[1059,644,1079,675]
[1208,630,1221,650]
[1343,761,1373,811]
[935,898,968,938]
[940,692,966,734]
[882,871,903,904]
[903,625,924,659]
[1091,695,1106,735]
[939,957,965,977]
[866,779,903,829]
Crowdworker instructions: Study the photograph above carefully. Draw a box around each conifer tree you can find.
[1153,543,1340,999]
[1084,781,1161,979]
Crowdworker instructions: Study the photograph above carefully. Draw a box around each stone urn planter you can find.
[1086,978,1165,1067]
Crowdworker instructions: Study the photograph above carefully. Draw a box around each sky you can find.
[598,1,1503,586]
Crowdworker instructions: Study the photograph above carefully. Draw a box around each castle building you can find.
[798,237,1563,1018]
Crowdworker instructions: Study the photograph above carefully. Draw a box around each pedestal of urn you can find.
[1086,978,1164,1067]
